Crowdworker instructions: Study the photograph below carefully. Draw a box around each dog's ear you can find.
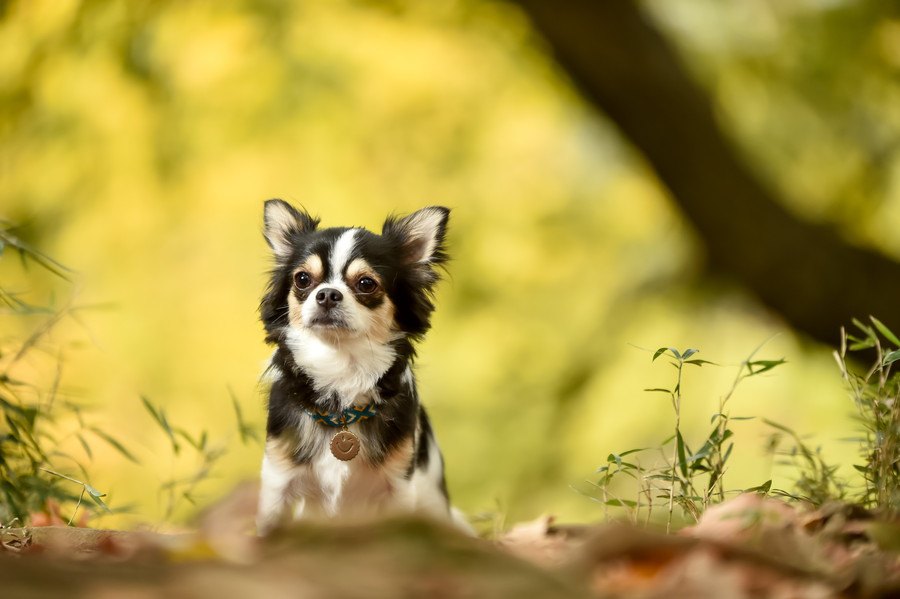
[382,206,449,266]
[263,199,319,259]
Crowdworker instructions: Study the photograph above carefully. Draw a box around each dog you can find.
[256,199,463,534]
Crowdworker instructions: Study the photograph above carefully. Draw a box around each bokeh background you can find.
[2,0,900,528]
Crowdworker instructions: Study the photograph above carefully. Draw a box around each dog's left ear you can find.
[263,199,319,260]
[382,206,450,266]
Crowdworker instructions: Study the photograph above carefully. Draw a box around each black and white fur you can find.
[256,199,459,534]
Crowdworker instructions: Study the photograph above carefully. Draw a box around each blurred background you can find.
[2,0,900,528]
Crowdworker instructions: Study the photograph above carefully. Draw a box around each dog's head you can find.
[260,200,449,346]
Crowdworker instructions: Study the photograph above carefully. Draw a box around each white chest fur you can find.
[284,328,397,406]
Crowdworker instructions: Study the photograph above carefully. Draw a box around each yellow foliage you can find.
[0,0,857,527]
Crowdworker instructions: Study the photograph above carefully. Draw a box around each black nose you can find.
[315,288,343,309]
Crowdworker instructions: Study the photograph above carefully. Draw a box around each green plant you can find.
[836,317,900,514]
[595,316,900,523]
[764,419,847,506]
[141,396,225,521]
[0,222,132,525]
[588,344,784,531]
[142,389,259,522]
[2,221,264,527]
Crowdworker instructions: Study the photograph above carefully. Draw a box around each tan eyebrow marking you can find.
[296,254,324,280]
[345,258,382,284]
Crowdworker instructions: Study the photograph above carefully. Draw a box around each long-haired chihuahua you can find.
[256,200,465,534]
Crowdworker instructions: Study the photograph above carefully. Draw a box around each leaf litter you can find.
[1,490,899,598]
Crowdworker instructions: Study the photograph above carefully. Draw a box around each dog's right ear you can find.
[263,199,319,259]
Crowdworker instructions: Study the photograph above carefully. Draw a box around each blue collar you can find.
[304,403,377,428]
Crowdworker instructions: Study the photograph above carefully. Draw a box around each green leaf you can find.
[606,454,638,469]
[745,480,772,494]
[89,427,139,464]
[141,395,163,426]
[687,444,712,463]
[852,317,872,335]
[723,442,734,463]
[141,396,180,454]
[76,433,92,460]
[847,336,876,351]
[675,430,688,478]
[643,388,671,394]
[747,359,787,376]
[652,347,668,362]
[88,493,111,511]
[229,386,259,445]
[617,447,648,457]
[883,349,900,367]
[763,418,794,434]
[0,229,72,280]
[604,499,637,507]
[681,348,699,361]
[84,483,106,498]
[871,316,900,347]
[175,428,201,450]
[686,359,715,367]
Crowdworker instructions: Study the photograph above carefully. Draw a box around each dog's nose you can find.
[315,288,343,310]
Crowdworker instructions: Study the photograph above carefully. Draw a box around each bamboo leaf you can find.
[763,419,794,434]
[747,359,787,376]
[604,499,637,507]
[229,386,260,445]
[76,433,93,460]
[883,349,900,367]
[871,316,900,347]
[88,492,111,511]
[89,427,139,464]
[681,348,699,360]
[84,483,106,498]
[141,396,180,454]
[676,430,688,478]
[617,447,648,457]
[644,388,671,394]
[745,480,772,494]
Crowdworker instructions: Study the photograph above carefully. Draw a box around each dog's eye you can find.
[356,277,378,294]
[294,271,312,289]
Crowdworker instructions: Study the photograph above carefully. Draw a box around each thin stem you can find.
[68,487,85,527]
[667,358,684,534]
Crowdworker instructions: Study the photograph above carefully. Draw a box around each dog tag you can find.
[330,429,360,461]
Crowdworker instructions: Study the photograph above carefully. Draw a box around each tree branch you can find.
[517,0,900,344]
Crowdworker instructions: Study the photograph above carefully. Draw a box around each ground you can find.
[2,493,899,598]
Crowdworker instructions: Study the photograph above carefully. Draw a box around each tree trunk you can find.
[517,0,900,344]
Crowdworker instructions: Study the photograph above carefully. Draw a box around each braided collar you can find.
[304,403,377,428]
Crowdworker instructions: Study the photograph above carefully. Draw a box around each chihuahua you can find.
[256,200,463,534]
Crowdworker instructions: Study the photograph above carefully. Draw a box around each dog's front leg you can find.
[256,450,295,535]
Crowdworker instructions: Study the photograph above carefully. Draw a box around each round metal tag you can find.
[330,430,360,461]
